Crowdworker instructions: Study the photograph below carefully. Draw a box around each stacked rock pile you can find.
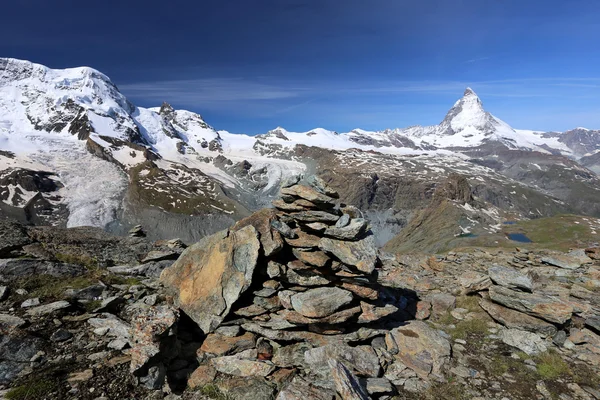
[160,176,423,398]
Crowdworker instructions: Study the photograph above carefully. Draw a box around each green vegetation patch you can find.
[535,351,570,380]
[6,379,59,400]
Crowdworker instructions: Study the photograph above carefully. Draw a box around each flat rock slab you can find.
[0,314,26,332]
[289,211,340,224]
[88,314,132,339]
[541,255,583,270]
[292,249,330,267]
[501,328,548,355]
[324,218,368,241]
[386,321,451,380]
[488,265,533,292]
[26,300,71,316]
[319,235,378,274]
[277,376,336,400]
[291,287,353,318]
[479,299,557,337]
[232,208,284,257]
[0,259,86,283]
[489,285,573,324]
[211,356,276,377]
[160,226,260,333]
[304,343,380,377]
[281,185,336,206]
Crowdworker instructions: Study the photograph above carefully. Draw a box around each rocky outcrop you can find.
[161,226,261,333]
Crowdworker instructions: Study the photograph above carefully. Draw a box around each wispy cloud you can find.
[464,56,492,64]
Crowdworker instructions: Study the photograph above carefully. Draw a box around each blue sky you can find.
[2,0,600,133]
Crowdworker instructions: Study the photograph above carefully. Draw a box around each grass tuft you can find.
[535,351,570,380]
[5,379,58,400]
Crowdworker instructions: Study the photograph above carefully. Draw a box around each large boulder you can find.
[160,226,260,333]
[386,321,451,380]
[489,285,573,324]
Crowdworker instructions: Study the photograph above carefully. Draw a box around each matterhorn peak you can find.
[463,87,478,97]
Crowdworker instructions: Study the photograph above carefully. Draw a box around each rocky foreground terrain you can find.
[0,176,599,400]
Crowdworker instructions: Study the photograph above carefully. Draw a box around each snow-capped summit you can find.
[436,86,495,137]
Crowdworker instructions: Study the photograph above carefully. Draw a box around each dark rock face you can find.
[0,334,43,384]
[0,259,86,283]
[27,225,154,267]
[0,220,32,257]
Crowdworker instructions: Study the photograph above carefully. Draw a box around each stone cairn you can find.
[160,175,421,398]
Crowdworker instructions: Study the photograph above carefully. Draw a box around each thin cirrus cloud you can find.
[121,76,600,105]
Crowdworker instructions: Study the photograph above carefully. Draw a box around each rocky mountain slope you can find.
[1,58,600,250]
[1,181,599,400]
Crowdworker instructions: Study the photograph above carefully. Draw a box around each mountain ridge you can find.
[1,57,600,248]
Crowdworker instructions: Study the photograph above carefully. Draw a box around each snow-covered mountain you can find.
[1,58,599,244]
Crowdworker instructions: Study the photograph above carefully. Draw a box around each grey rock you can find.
[489,285,573,324]
[50,329,73,342]
[141,249,178,263]
[108,338,129,350]
[328,359,370,400]
[0,314,26,331]
[553,330,567,346]
[291,287,353,318]
[363,377,394,395]
[307,175,339,198]
[21,298,40,308]
[69,284,106,300]
[0,286,8,301]
[541,256,583,270]
[386,321,451,380]
[285,269,330,287]
[88,313,131,339]
[479,299,557,337]
[304,343,380,377]
[0,334,42,384]
[335,213,351,228]
[459,271,492,293]
[0,259,86,283]
[289,211,340,224]
[215,325,241,338]
[272,342,313,368]
[267,261,283,278]
[129,305,179,373]
[26,300,71,316]
[281,184,336,206]
[0,220,32,257]
[139,364,166,390]
[319,234,378,274]
[585,316,600,334]
[282,174,301,188]
[488,265,533,292]
[500,328,548,355]
[93,296,126,313]
[271,220,297,239]
[430,293,456,318]
[277,376,336,400]
[210,355,276,377]
[324,218,368,240]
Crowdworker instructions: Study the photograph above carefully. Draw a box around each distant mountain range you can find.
[1,58,599,249]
